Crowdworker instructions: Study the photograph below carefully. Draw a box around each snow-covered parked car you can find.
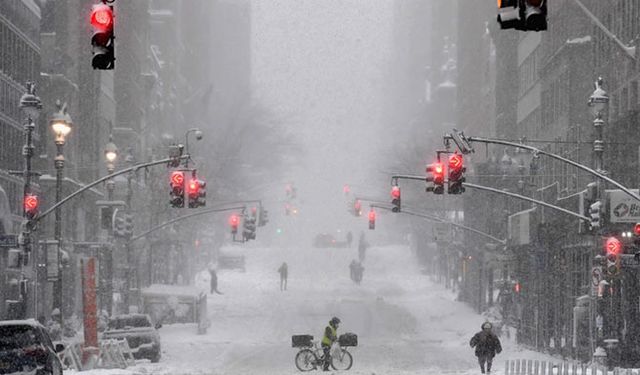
[103,314,162,363]
[0,319,64,375]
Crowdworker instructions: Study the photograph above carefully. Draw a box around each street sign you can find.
[607,189,640,223]
[433,223,451,243]
[0,234,18,248]
[620,254,640,268]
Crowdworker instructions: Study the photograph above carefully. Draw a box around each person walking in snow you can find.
[470,321,502,374]
[209,267,223,295]
[278,262,288,291]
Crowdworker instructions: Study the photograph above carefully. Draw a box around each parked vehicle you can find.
[102,314,161,363]
[0,319,64,375]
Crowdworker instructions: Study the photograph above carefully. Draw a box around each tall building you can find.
[0,0,41,320]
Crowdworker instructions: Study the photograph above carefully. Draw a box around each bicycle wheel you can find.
[331,348,353,371]
[295,349,318,372]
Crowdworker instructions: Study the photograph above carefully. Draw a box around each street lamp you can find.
[49,100,72,323]
[587,77,609,179]
[104,136,118,200]
[184,128,203,167]
[17,82,41,319]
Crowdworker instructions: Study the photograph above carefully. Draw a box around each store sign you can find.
[608,189,640,223]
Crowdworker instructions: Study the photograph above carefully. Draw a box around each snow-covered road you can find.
[70,244,552,375]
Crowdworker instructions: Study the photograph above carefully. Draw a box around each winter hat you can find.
[482,322,492,330]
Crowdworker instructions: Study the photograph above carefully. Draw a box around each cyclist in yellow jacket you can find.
[321,317,340,371]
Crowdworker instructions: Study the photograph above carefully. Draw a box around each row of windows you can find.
[541,71,570,130]
[0,118,23,173]
[0,0,40,43]
[519,51,538,98]
[0,76,24,125]
[0,21,39,88]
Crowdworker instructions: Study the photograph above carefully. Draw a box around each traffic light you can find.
[230,214,239,235]
[354,199,362,216]
[170,171,185,208]
[523,0,547,31]
[258,208,269,227]
[589,201,603,230]
[243,216,257,241]
[113,215,125,238]
[90,2,115,70]
[514,281,521,294]
[604,236,622,277]
[24,194,39,221]
[497,0,547,31]
[343,184,351,195]
[368,208,376,230]
[123,213,134,239]
[187,178,206,208]
[497,0,521,30]
[391,186,401,213]
[447,153,465,194]
[426,162,445,195]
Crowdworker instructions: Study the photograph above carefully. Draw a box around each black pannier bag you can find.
[338,333,358,347]
[292,334,313,347]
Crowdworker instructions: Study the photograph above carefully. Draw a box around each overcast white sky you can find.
[251,0,396,236]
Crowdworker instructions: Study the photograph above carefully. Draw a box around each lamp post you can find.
[18,82,42,319]
[184,128,203,167]
[124,148,136,311]
[588,77,609,180]
[102,137,118,315]
[50,101,72,321]
[104,137,118,201]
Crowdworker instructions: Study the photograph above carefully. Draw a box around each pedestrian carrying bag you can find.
[291,334,313,347]
[338,333,358,347]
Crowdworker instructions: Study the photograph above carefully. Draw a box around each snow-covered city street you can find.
[67,244,551,375]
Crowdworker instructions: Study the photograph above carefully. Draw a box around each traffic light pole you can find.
[444,134,640,203]
[390,175,590,222]
[372,204,506,245]
[36,155,190,223]
[127,206,246,244]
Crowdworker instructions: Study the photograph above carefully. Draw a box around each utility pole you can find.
[124,148,135,312]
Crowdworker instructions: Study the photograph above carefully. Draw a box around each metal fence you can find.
[506,359,640,375]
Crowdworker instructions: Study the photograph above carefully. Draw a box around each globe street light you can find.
[587,77,609,178]
[18,82,41,320]
[104,136,118,201]
[49,100,72,324]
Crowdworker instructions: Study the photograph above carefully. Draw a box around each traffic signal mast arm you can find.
[390,174,589,222]
[445,133,640,203]
[463,182,589,222]
[372,204,506,245]
[570,0,636,60]
[127,205,246,244]
[37,155,190,222]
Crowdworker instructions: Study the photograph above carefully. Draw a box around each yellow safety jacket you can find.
[322,325,337,346]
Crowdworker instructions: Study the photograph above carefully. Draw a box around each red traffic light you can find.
[514,282,521,293]
[171,171,185,186]
[90,3,113,30]
[368,209,376,221]
[634,223,640,236]
[188,180,199,194]
[354,200,361,211]
[230,214,239,227]
[449,153,463,170]
[605,236,622,255]
[434,163,443,175]
[24,195,39,211]
[391,186,401,199]
[343,184,350,194]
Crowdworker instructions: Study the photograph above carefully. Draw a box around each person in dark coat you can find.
[470,322,502,373]
[278,262,288,291]
[209,267,223,295]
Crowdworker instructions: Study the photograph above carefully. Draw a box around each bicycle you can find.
[294,341,353,371]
